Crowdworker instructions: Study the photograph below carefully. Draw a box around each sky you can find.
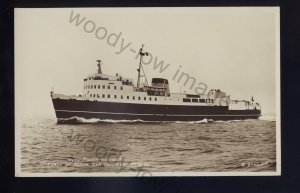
[15,7,279,120]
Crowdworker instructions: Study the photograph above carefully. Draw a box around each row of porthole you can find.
[88,94,158,101]
[84,85,123,90]
[183,98,214,103]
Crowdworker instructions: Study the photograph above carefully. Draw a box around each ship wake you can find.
[56,116,273,125]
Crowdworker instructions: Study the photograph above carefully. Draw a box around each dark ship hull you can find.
[52,98,261,123]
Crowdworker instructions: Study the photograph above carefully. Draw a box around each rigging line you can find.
[141,65,149,86]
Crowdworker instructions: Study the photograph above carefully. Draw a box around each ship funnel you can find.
[97,60,102,74]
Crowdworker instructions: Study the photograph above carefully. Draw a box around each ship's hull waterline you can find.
[52,98,261,123]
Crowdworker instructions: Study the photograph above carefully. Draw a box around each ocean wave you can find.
[57,117,264,124]
[175,118,213,124]
[259,115,276,122]
[58,117,150,124]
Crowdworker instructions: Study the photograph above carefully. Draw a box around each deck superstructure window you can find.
[121,95,123,99]
[102,94,105,98]
[98,85,101,89]
[155,97,157,101]
[133,96,135,100]
[114,95,117,99]
[90,94,92,97]
[102,85,105,89]
[192,99,198,103]
[120,86,123,90]
[108,85,110,89]
[138,96,141,100]
[199,99,205,103]
[144,97,146,100]
[149,97,152,101]
[183,98,191,102]
[108,94,110,98]
[127,96,129,99]
[97,94,100,98]
[206,99,214,103]
[114,86,117,89]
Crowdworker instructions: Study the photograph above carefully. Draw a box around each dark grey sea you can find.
[21,116,276,173]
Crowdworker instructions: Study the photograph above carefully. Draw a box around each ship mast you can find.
[137,45,149,88]
[97,60,102,74]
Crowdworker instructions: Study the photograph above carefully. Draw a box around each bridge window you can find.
[183,98,191,102]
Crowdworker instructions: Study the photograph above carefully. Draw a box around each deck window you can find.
[97,94,100,98]
[199,99,205,103]
[155,97,157,101]
[206,99,214,103]
[120,86,123,90]
[108,95,110,98]
[138,96,141,100]
[108,85,110,89]
[98,85,100,89]
[133,96,135,100]
[192,99,198,103]
[114,86,117,89]
[183,98,191,102]
[144,97,146,100]
[149,97,152,101]
[90,94,92,97]
[102,94,105,98]
[127,96,129,99]
[102,85,105,89]
[114,95,117,99]
[121,95,123,99]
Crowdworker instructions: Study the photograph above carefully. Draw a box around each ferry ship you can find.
[51,46,261,123]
